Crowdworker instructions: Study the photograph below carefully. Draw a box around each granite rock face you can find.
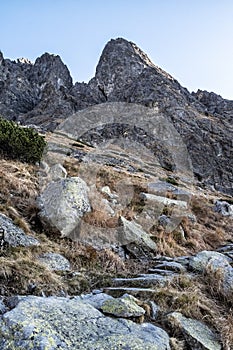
[0,38,233,194]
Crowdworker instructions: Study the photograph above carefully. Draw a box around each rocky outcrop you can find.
[87,39,233,195]
[1,38,233,194]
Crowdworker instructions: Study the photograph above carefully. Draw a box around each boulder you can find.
[118,216,156,258]
[0,296,171,350]
[214,200,233,217]
[101,294,145,318]
[189,250,230,272]
[38,253,71,271]
[190,250,233,296]
[0,213,39,247]
[167,312,221,350]
[38,177,91,237]
[140,193,188,209]
[205,257,233,297]
[48,163,67,182]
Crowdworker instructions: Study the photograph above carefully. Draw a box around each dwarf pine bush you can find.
[0,118,46,163]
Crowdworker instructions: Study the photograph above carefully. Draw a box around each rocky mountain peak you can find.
[94,38,175,98]
[30,52,73,90]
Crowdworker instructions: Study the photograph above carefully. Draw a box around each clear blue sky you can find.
[1,0,233,99]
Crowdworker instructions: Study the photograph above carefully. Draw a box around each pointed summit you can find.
[94,38,157,97]
[31,52,73,89]
[92,37,193,108]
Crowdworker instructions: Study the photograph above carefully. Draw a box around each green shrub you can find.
[0,118,46,164]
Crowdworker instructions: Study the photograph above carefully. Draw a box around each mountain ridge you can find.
[0,38,232,195]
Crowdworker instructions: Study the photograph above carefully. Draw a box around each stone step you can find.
[112,274,171,288]
[151,261,187,273]
[103,287,156,298]
[147,268,178,276]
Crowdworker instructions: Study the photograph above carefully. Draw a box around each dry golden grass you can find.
[150,274,233,349]
[0,158,39,227]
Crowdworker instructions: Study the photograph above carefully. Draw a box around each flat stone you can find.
[113,274,171,288]
[152,261,187,273]
[147,269,177,276]
[140,193,188,209]
[148,182,177,194]
[167,312,221,350]
[75,292,113,310]
[103,287,157,298]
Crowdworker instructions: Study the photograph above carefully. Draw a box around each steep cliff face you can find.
[0,39,232,194]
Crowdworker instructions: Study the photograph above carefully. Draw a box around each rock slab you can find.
[0,296,171,350]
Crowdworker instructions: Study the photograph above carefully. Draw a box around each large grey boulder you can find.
[0,213,39,247]
[0,296,171,350]
[167,312,221,350]
[38,177,91,237]
[189,250,230,272]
